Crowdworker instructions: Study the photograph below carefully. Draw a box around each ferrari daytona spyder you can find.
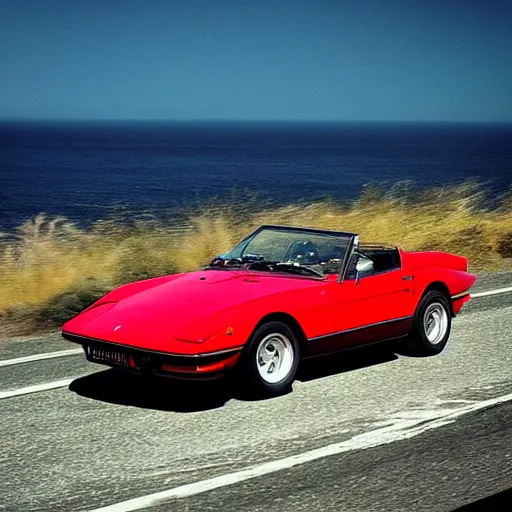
[62,225,476,396]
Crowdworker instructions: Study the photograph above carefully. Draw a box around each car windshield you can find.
[208,226,354,278]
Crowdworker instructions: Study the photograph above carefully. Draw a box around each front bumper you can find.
[62,332,242,380]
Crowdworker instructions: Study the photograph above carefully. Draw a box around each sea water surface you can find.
[0,120,511,231]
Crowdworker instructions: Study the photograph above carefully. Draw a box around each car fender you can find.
[412,266,476,310]
[174,284,334,351]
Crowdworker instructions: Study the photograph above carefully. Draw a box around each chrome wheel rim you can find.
[256,333,294,384]
[423,303,449,345]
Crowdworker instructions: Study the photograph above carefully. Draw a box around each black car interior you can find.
[345,244,401,280]
[283,239,401,279]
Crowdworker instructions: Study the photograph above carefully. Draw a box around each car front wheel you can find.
[237,321,300,398]
[408,290,452,356]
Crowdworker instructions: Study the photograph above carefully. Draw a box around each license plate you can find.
[86,345,129,366]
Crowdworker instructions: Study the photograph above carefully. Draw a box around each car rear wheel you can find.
[408,290,452,356]
[236,321,300,398]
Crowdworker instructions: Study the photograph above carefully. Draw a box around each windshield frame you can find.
[209,224,358,283]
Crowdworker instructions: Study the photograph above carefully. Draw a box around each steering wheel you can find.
[285,240,320,264]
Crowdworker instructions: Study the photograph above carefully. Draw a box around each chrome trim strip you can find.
[451,290,471,300]
[308,315,414,342]
[253,224,356,238]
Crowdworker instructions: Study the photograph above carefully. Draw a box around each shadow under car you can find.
[69,343,399,413]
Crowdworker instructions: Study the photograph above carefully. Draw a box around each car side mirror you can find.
[356,257,373,273]
[355,256,373,284]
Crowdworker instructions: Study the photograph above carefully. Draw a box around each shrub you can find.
[37,279,111,327]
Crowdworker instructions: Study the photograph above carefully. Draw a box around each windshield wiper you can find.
[208,258,324,278]
[274,262,324,278]
[247,260,324,278]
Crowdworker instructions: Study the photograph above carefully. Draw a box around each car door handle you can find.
[402,275,413,281]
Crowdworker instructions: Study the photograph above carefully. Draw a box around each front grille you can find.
[62,332,242,369]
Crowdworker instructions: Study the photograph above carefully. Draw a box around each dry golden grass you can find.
[0,182,511,336]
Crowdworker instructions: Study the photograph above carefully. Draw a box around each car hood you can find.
[62,269,323,352]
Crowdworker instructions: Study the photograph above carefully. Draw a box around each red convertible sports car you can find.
[62,225,476,396]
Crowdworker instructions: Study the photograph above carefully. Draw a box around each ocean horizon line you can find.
[2,118,512,126]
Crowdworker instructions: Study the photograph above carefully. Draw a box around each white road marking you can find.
[0,348,82,368]
[0,378,74,400]
[89,392,512,512]
[471,286,512,298]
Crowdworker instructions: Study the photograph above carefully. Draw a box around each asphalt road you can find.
[156,402,512,512]
[1,273,512,512]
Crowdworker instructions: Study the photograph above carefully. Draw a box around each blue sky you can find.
[2,0,511,121]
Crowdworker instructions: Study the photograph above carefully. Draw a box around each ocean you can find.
[0,120,511,231]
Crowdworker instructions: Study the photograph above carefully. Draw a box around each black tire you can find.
[236,321,300,398]
[408,290,452,356]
